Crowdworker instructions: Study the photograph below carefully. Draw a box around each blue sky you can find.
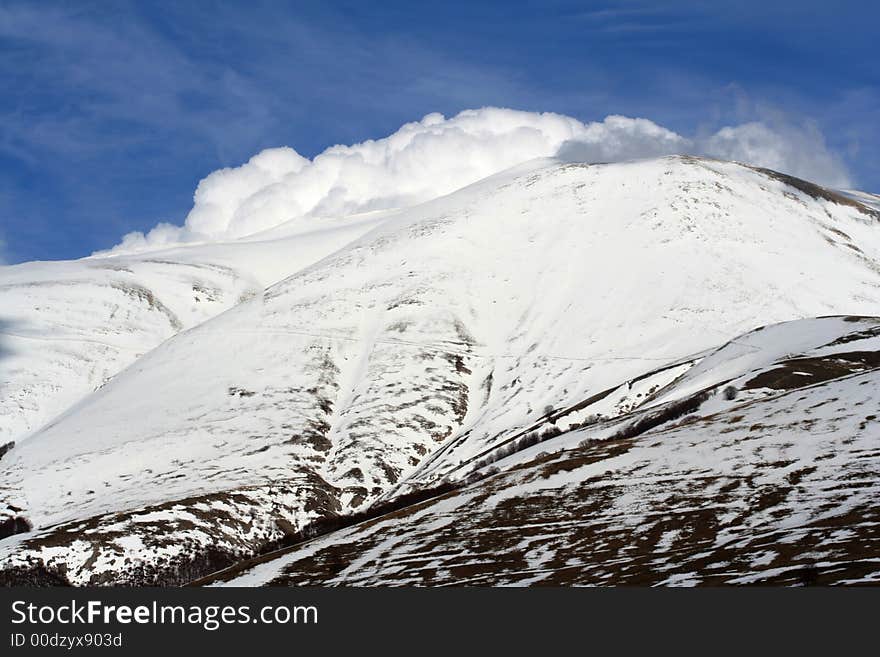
[1,0,878,264]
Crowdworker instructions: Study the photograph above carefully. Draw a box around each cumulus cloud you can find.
[106,107,853,254]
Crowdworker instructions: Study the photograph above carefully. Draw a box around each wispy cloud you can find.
[0,1,532,172]
[573,4,689,34]
[0,3,283,164]
[575,5,665,21]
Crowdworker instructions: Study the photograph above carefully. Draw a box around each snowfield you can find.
[1,155,879,585]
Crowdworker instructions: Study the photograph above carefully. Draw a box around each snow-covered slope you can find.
[202,315,880,586]
[213,345,880,586]
[1,155,879,585]
[0,213,386,446]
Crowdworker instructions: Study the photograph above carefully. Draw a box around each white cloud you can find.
[699,120,851,188]
[106,107,853,254]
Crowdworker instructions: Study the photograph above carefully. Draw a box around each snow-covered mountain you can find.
[208,316,880,586]
[1,155,879,585]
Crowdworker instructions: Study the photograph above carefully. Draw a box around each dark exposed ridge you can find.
[190,479,467,586]
[0,516,32,541]
[608,389,713,441]
[0,564,71,587]
[0,441,13,461]
[743,350,880,391]
[750,166,880,220]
